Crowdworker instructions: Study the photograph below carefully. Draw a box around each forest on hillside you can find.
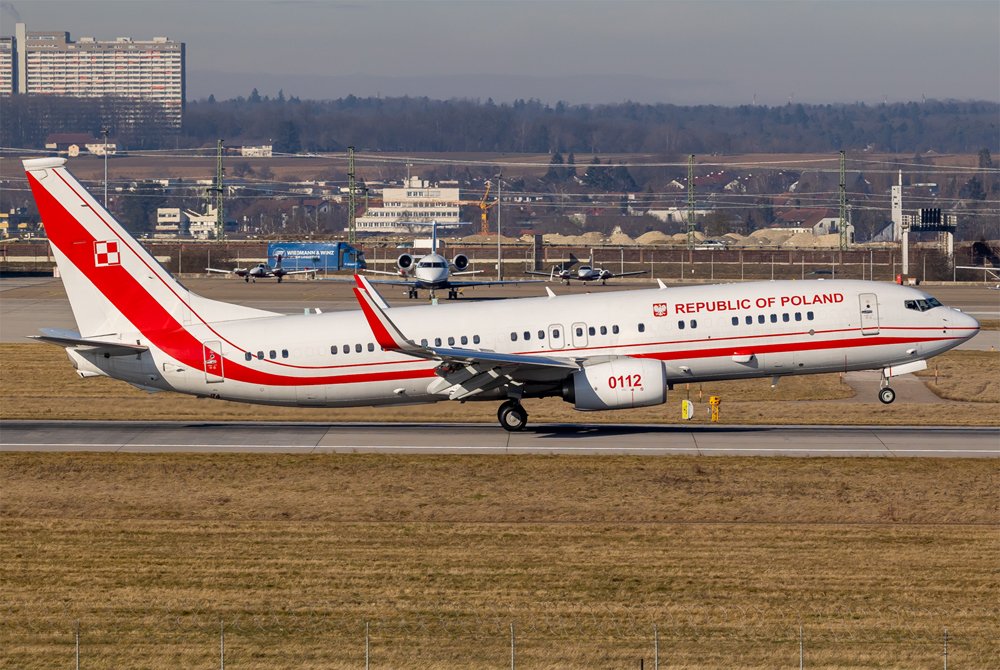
[2,93,998,155]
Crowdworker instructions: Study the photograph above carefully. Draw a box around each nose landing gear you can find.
[497,399,528,432]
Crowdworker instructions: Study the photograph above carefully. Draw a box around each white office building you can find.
[354,176,462,234]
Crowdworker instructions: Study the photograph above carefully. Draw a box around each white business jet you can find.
[23,158,979,431]
[363,222,539,299]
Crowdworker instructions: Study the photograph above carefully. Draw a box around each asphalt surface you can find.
[1,421,997,457]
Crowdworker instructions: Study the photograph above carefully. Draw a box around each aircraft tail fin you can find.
[23,157,275,339]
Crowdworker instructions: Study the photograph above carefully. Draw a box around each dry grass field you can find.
[1,344,998,425]
[2,453,998,669]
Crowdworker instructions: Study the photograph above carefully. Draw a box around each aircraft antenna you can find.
[686,154,696,249]
[348,146,357,245]
[838,150,849,250]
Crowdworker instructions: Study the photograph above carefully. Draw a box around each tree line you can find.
[2,93,997,155]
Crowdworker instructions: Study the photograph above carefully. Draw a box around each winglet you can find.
[657,278,667,289]
[352,280,417,352]
[354,273,391,310]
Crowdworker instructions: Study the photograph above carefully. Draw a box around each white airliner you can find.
[24,157,980,431]
[363,223,539,299]
[528,253,647,284]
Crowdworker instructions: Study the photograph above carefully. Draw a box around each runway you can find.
[2,421,997,457]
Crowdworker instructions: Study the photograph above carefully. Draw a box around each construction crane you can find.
[477,181,498,235]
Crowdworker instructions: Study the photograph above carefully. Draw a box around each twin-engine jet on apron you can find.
[23,158,979,431]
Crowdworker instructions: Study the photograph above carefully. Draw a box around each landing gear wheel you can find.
[878,387,896,404]
[408,289,418,299]
[448,289,458,300]
[497,400,528,432]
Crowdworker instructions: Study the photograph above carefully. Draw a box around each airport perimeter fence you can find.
[4,611,990,668]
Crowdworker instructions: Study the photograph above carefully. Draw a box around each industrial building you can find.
[1,22,184,127]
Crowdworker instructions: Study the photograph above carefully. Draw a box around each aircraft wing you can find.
[206,267,243,275]
[29,328,149,357]
[444,278,543,288]
[612,271,648,278]
[351,276,579,400]
[279,269,317,276]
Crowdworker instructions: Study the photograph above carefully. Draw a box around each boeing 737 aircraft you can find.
[24,158,979,431]
[363,223,539,299]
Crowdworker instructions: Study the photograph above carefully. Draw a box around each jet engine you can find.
[452,254,470,271]
[562,358,667,410]
[397,254,414,270]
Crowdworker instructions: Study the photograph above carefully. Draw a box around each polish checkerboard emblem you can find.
[653,303,668,317]
[94,241,120,267]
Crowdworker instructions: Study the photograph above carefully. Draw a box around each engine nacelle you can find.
[397,253,414,270]
[452,254,470,271]
[564,358,667,411]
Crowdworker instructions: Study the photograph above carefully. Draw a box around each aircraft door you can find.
[571,322,589,348]
[859,293,880,335]
[203,341,224,383]
[548,324,565,350]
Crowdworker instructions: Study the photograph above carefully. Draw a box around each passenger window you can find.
[420,338,428,346]
[638,323,645,333]
[782,313,789,322]
[434,337,442,346]
[510,332,518,342]
[795,312,802,321]
[690,320,697,328]
[770,314,777,323]
[281,349,289,358]
[460,335,468,345]
[342,345,349,354]
[612,325,620,334]
[473,335,481,344]
[588,326,596,336]
[758,315,765,324]
[268,350,276,359]
[600,326,608,335]
[355,344,362,353]
[448,336,455,346]
[537,330,545,339]
[678,320,685,330]
[523,331,530,341]
[257,351,264,360]
[807,311,814,320]
[745,315,753,325]
[367,343,375,352]
[732,317,739,326]
[245,352,253,361]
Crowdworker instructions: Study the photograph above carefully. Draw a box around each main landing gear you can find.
[407,288,419,299]
[497,399,528,432]
[447,288,459,300]
[878,374,896,404]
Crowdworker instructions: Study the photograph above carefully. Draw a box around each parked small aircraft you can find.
[363,222,539,299]
[23,157,980,432]
[528,253,647,285]
[207,253,313,283]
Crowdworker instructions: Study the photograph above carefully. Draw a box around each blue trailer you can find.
[267,242,366,273]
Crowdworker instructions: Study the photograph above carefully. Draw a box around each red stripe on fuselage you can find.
[28,170,435,387]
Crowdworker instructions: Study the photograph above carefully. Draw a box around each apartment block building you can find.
[2,22,184,126]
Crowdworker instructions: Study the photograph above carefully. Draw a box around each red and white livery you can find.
[24,158,980,431]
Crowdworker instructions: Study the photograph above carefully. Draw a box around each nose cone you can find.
[948,309,980,343]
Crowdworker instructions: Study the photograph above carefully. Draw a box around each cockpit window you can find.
[905,297,941,312]
[418,261,446,269]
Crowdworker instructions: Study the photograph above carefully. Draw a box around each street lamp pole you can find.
[102,128,109,208]
[496,171,502,280]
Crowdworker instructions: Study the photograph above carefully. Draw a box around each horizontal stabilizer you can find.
[29,328,148,357]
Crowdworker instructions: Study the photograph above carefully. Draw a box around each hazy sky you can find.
[3,0,998,105]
